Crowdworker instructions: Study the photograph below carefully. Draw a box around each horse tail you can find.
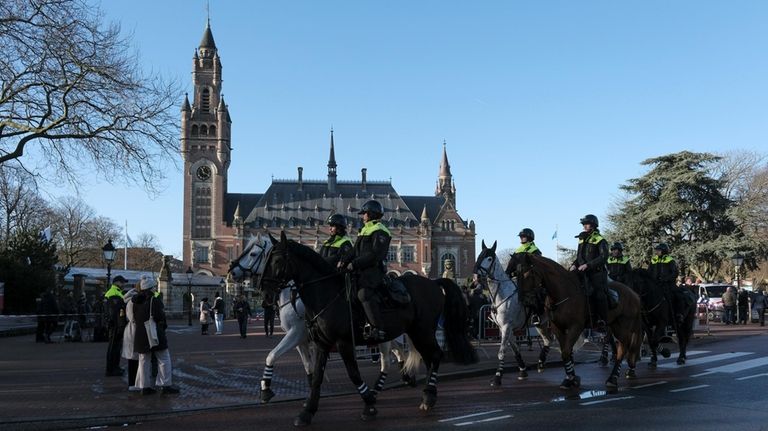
[402,334,423,376]
[435,278,478,365]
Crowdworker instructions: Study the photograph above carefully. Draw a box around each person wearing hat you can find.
[320,213,353,267]
[648,243,689,326]
[606,242,632,284]
[339,199,391,341]
[570,214,609,331]
[504,228,543,324]
[199,297,212,335]
[133,275,179,395]
[105,275,128,377]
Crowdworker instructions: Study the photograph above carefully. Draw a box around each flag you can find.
[39,226,52,242]
[126,234,134,247]
[551,230,558,240]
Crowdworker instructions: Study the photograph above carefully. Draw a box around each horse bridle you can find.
[476,253,518,311]
[231,241,267,278]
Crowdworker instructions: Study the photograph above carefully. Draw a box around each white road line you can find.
[580,396,634,406]
[670,384,710,393]
[736,373,768,381]
[704,357,768,374]
[455,415,512,426]
[660,350,709,359]
[631,381,668,389]
[439,409,503,423]
[690,371,716,378]
[658,352,753,369]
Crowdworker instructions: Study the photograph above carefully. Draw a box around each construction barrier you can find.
[694,302,710,335]
[476,304,540,349]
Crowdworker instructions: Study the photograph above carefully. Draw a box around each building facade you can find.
[181,24,476,281]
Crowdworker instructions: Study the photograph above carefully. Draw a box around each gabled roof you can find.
[224,193,263,225]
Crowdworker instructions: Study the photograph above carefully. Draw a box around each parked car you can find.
[698,283,732,322]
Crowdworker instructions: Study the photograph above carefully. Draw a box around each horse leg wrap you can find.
[612,362,622,379]
[495,360,504,377]
[515,353,526,371]
[261,365,274,388]
[374,372,387,393]
[357,382,372,400]
[426,370,438,389]
[538,346,550,363]
[564,359,576,378]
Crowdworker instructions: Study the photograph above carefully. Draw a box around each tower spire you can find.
[327,128,337,193]
[436,140,455,206]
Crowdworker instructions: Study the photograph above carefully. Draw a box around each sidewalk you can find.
[0,318,764,430]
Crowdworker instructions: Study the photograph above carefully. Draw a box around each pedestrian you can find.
[262,292,276,338]
[121,284,141,392]
[40,290,59,344]
[199,297,212,335]
[105,275,128,376]
[233,294,252,338]
[467,285,489,339]
[132,275,179,395]
[737,288,750,325]
[35,295,45,343]
[212,292,225,335]
[722,286,736,325]
[751,290,767,327]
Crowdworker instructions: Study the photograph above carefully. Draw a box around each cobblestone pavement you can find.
[1,317,759,430]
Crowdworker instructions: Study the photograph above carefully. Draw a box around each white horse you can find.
[474,240,571,386]
[229,234,410,403]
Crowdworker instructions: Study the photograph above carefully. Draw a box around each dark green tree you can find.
[0,230,58,313]
[607,151,751,282]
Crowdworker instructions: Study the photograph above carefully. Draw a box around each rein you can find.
[477,255,518,312]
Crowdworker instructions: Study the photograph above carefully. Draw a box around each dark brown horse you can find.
[516,254,643,389]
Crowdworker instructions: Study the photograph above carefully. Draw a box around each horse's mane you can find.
[529,254,580,286]
[285,240,337,276]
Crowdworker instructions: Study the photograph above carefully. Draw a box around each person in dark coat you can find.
[233,295,252,338]
[261,292,276,338]
[104,275,127,376]
[606,242,632,284]
[319,213,353,267]
[467,286,489,338]
[737,288,750,325]
[132,276,178,395]
[570,214,609,331]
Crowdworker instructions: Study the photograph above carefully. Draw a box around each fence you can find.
[475,304,541,349]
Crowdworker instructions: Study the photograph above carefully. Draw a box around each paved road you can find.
[122,332,768,431]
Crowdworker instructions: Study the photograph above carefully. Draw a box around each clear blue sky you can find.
[52,1,768,260]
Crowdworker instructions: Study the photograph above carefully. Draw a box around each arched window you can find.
[200,125,208,136]
[202,88,211,112]
[191,125,199,136]
[209,125,217,137]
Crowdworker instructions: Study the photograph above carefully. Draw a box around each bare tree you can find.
[0,0,181,192]
[0,165,51,247]
[50,197,119,267]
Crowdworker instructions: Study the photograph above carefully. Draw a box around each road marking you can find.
[631,381,668,389]
[704,357,768,374]
[658,352,752,369]
[455,415,512,426]
[670,384,709,393]
[439,409,503,422]
[660,350,708,359]
[690,371,716,378]
[735,373,768,381]
[580,396,634,406]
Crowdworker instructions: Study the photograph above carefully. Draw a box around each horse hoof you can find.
[421,390,437,410]
[625,369,637,379]
[537,361,545,373]
[598,356,609,367]
[419,402,431,412]
[294,411,313,427]
[559,376,580,389]
[660,348,671,358]
[361,405,378,421]
[490,375,502,387]
[403,374,417,388]
[517,369,528,380]
[260,388,275,403]
[647,361,657,369]
[606,376,618,388]
[676,357,686,365]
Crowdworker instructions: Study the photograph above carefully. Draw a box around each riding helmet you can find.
[518,228,535,241]
[610,242,623,251]
[327,213,347,228]
[654,243,670,253]
[579,214,599,227]
[358,200,384,218]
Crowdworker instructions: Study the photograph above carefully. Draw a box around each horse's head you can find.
[228,234,271,282]
[473,240,499,280]
[258,231,296,294]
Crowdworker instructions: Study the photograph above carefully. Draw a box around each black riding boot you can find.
[595,291,609,330]
[361,300,386,341]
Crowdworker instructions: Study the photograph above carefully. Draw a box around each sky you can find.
[46,1,768,261]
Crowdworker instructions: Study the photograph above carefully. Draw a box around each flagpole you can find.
[555,224,559,262]
[124,220,128,271]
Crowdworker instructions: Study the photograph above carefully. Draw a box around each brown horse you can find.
[516,253,644,389]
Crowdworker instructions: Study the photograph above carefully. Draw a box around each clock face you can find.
[196,165,212,181]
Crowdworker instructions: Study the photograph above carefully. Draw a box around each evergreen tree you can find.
[607,151,751,282]
[0,230,58,313]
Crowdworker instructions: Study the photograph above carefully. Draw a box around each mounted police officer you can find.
[105,275,128,376]
[505,228,543,324]
[319,214,353,267]
[606,242,632,284]
[648,243,689,326]
[570,214,609,331]
[338,200,391,341]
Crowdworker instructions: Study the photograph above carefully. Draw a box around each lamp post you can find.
[186,267,194,326]
[219,278,227,318]
[732,252,745,291]
[102,239,117,288]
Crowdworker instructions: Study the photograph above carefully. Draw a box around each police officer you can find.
[505,228,544,324]
[339,200,391,341]
[105,275,128,376]
[648,243,685,325]
[606,242,632,284]
[570,214,609,331]
[319,214,353,267]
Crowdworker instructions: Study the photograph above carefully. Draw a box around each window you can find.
[202,88,211,112]
[191,125,199,136]
[193,186,212,238]
[209,125,216,137]
[386,246,398,263]
[195,246,209,263]
[401,246,414,263]
[200,125,208,136]
[227,246,234,262]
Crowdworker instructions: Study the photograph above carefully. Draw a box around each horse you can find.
[260,232,477,426]
[515,253,643,389]
[624,268,697,367]
[228,235,410,403]
[473,241,565,386]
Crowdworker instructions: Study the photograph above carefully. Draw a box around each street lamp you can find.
[102,239,117,287]
[731,252,745,291]
[186,267,194,326]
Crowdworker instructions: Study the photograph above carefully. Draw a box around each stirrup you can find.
[363,325,386,341]
[531,315,541,326]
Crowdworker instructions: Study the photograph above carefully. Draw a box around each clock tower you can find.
[181,21,232,272]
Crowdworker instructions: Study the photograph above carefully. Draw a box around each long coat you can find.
[132,290,169,353]
[121,289,139,360]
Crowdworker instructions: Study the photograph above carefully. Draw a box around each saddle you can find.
[382,275,411,306]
